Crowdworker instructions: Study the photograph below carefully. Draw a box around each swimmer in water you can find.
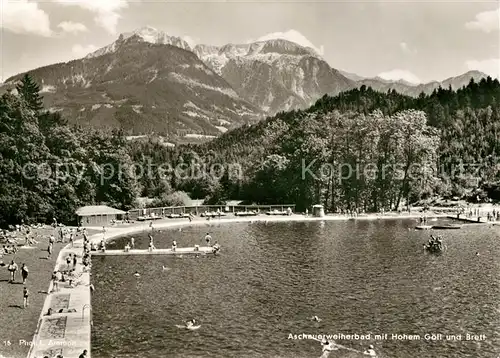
[476,252,480,256]
[204,233,212,246]
[212,243,220,255]
[311,315,321,322]
[321,339,338,353]
[186,318,196,328]
[363,345,377,356]
[134,271,140,277]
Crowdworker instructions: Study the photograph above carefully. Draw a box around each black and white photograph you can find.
[0,0,499,357]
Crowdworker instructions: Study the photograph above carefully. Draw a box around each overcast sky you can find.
[1,0,499,83]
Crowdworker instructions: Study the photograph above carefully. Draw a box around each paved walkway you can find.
[26,211,457,358]
[26,240,90,358]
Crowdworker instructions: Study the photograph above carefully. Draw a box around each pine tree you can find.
[16,74,43,112]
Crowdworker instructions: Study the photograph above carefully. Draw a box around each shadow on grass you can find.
[8,304,24,309]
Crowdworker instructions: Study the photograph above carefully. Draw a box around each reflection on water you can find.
[91,219,500,357]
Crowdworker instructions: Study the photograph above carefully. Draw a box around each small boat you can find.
[166,213,191,219]
[415,225,433,230]
[234,211,258,216]
[201,212,227,218]
[137,215,163,221]
[175,324,201,330]
[265,210,288,216]
[431,225,461,230]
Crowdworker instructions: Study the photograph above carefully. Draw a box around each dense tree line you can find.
[194,77,500,210]
[0,75,139,226]
[0,74,498,226]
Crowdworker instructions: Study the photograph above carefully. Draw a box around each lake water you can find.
[90,219,500,357]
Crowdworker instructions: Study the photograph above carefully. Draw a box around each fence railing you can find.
[127,204,296,220]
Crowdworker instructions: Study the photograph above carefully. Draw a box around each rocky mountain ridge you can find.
[355,70,489,96]
[3,34,263,137]
[2,26,491,138]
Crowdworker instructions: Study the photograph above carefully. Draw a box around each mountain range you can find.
[1,26,491,139]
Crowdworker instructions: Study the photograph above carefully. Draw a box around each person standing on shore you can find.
[8,260,18,283]
[99,238,106,252]
[25,229,31,246]
[23,286,29,308]
[47,242,53,259]
[73,254,77,268]
[21,263,29,284]
[148,234,156,251]
[51,271,59,293]
[130,237,135,249]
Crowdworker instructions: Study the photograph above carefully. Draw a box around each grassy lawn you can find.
[0,227,98,358]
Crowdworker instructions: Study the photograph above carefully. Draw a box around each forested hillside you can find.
[192,77,500,209]
[0,75,498,227]
[0,75,138,226]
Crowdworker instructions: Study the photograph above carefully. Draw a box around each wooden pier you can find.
[91,246,215,256]
[447,215,487,223]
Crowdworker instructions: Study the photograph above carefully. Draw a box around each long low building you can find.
[76,205,126,226]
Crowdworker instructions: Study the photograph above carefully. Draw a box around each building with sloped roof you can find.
[76,205,126,227]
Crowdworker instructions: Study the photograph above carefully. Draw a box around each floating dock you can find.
[432,225,462,230]
[415,225,433,230]
[447,215,487,223]
[91,247,215,256]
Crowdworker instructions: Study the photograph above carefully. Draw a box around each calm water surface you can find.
[91,219,500,358]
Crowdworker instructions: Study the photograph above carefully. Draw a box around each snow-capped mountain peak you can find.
[193,38,322,76]
[254,29,324,57]
[122,26,160,41]
[86,26,192,59]
[121,26,191,50]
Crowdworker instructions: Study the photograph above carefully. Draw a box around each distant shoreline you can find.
[89,211,454,244]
